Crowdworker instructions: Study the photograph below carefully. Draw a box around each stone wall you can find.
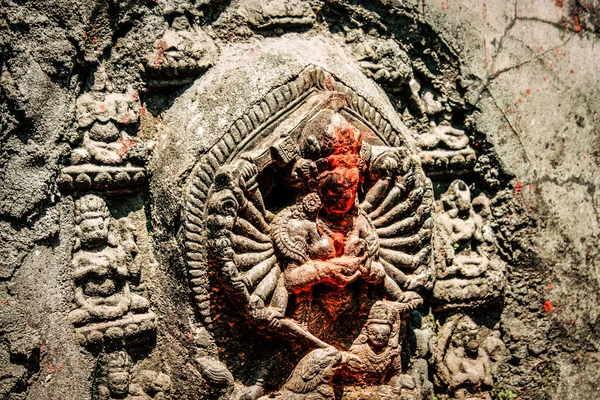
[0,0,598,399]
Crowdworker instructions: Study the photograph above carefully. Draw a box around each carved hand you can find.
[325,261,362,286]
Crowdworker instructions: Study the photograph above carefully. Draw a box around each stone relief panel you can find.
[435,315,507,400]
[59,67,148,194]
[57,63,171,399]
[432,180,506,311]
[180,66,506,399]
[69,194,155,346]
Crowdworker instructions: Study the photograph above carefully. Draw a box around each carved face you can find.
[79,216,109,247]
[451,180,471,212]
[107,371,130,396]
[367,323,391,348]
[318,167,359,214]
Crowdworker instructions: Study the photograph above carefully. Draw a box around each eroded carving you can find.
[432,181,506,311]
[436,315,507,399]
[96,350,172,400]
[417,123,477,177]
[143,17,216,88]
[69,194,155,346]
[59,67,147,193]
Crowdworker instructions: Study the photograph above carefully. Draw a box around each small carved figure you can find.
[344,301,402,384]
[96,350,172,400]
[72,66,144,167]
[96,350,132,400]
[432,180,505,309]
[68,195,150,330]
[436,315,506,398]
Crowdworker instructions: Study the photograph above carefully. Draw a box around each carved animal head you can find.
[284,347,342,394]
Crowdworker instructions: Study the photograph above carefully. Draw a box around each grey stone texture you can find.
[1,0,599,399]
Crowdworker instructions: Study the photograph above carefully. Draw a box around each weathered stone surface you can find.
[1,0,599,399]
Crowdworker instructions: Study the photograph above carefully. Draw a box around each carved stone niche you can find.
[58,65,148,194]
[183,66,435,399]
[70,194,156,347]
[432,180,506,312]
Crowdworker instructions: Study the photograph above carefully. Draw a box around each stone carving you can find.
[432,180,506,311]
[261,347,342,400]
[436,315,507,399]
[142,16,216,88]
[96,350,172,400]
[353,38,413,94]
[185,67,435,398]
[69,194,156,345]
[239,0,316,30]
[348,33,478,180]
[59,66,147,193]
[417,122,477,177]
[96,350,133,400]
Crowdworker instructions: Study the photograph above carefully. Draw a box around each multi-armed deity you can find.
[178,67,509,399]
[198,79,434,398]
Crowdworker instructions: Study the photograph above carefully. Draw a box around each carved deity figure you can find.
[203,103,434,399]
[344,301,401,386]
[436,315,506,399]
[96,350,172,400]
[69,195,150,327]
[97,350,132,400]
[72,65,144,167]
[432,180,505,308]
[271,113,423,345]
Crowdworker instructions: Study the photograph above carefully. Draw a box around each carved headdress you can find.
[354,301,401,346]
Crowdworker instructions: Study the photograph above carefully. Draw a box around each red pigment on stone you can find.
[544,300,553,312]
[514,182,522,192]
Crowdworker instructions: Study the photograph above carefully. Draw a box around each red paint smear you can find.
[548,282,553,290]
[555,0,564,8]
[517,98,523,103]
[544,300,553,312]
[543,76,547,82]
[570,69,574,74]
[526,88,532,95]
[514,182,522,192]
[574,15,581,32]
